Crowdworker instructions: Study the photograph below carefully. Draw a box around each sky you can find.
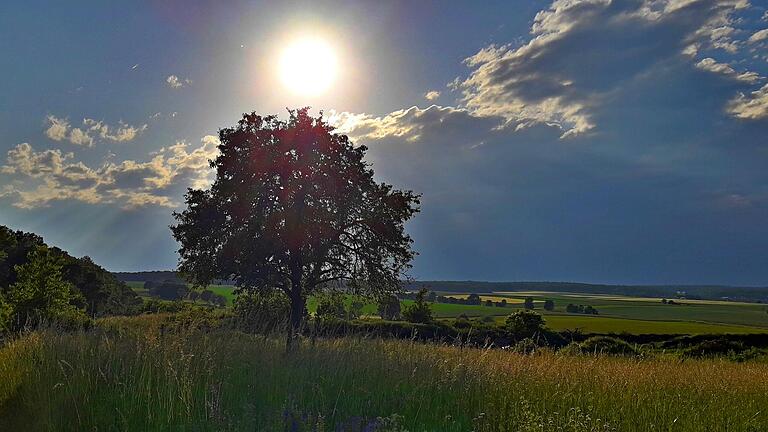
[1,0,768,285]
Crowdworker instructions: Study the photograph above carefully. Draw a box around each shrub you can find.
[512,337,539,354]
[523,297,534,310]
[232,290,290,332]
[576,336,640,357]
[505,309,545,340]
[316,293,347,320]
[402,288,433,324]
[543,299,554,311]
[347,297,365,320]
[681,338,749,359]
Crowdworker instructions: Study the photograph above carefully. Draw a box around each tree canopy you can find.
[171,108,420,345]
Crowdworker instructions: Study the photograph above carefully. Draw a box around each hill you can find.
[1,225,141,317]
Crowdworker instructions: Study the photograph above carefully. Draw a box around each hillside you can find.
[1,225,141,317]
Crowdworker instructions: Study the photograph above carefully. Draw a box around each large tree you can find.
[171,108,419,346]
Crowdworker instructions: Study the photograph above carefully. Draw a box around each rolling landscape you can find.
[3,1,768,431]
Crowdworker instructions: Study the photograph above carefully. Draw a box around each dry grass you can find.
[1,314,767,431]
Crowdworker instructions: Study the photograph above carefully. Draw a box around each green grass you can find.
[2,314,768,431]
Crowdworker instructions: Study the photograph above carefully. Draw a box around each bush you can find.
[505,309,545,340]
[232,290,290,332]
[543,299,554,311]
[573,336,640,357]
[402,288,433,324]
[681,338,749,359]
[315,293,347,320]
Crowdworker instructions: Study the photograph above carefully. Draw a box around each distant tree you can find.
[377,295,401,320]
[497,299,507,307]
[661,298,668,304]
[426,291,437,302]
[584,305,599,315]
[543,299,555,311]
[466,293,482,305]
[4,247,88,331]
[171,109,419,348]
[524,297,535,310]
[315,293,346,320]
[505,309,545,339]
[149,281,189,301]
[485,299,494,307]
[402,288,433,324]
[566,303,578,313]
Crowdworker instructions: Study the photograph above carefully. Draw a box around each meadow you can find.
[2,314,768,431]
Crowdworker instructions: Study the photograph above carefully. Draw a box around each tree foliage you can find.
[3,247,89,331]
[0,225,140,318]
[505,309,545,339]
[171,109,420,344]
[402,288,433,324]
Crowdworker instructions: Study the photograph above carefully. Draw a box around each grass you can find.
[2,314,768,431]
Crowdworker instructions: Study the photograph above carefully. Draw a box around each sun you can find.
[279,38,338,96]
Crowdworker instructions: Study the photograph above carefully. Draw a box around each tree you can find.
[377,295,401,320]
[4,247,88,331]
[171,109,419,348]
[524,297,535,310]
[505,309,545,339]
[485,299,493,307]
[543,299,554,311]
[466,293,481,305]
[402,288,433,324]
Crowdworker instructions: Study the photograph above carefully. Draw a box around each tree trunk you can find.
[286,274,305,351]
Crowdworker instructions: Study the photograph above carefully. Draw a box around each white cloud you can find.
[454,0,756,137]
[44,115,146,146]
[0,136,219,209]
[166,74,192,89]
[424,90,441,101]
[727,83,768,120]
[748,29,768,44]
[695,58,762,83]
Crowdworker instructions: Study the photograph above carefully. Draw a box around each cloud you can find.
[727,83,768,119]
[748,29,768,43]
[424,90,441,101]
[166,74,192,89]
[454,0,753,138]
[44,115,147,146]
[0,136,219,209]
[327,105,491,144]
[695,58,762,83]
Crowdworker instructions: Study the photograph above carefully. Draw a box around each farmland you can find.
[126,281,768,335]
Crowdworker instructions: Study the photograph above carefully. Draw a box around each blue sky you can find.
[1,0,768,285]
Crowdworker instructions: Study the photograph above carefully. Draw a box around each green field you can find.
[126,281,768,334]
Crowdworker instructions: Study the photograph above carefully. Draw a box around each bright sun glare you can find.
[279,38,338,96]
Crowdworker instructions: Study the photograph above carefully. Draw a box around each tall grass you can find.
[1,315,767,431]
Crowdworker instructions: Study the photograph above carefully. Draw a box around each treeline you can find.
[1,225,141,332]
[404,281,768,303]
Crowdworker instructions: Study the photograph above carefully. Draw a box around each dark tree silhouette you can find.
[171,109,419,348]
